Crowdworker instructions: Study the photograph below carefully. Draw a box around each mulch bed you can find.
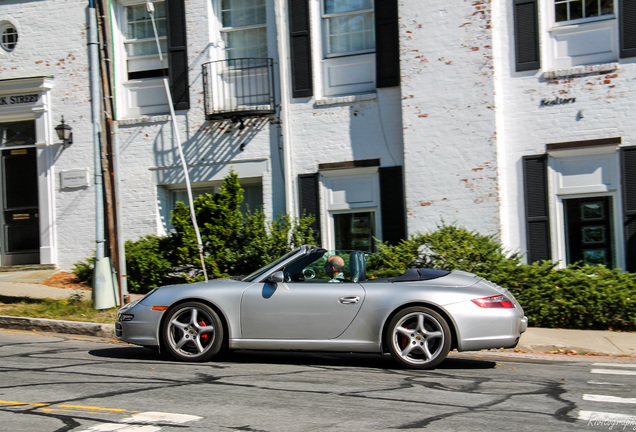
[40,272,91,290]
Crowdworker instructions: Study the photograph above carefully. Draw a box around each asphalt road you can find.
[1,329,636,432]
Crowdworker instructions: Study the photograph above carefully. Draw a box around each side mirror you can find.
[268,271,284,283]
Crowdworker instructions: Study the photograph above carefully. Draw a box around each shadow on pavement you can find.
[89,346,497,370]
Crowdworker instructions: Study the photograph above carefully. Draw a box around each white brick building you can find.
[1,0,635,274]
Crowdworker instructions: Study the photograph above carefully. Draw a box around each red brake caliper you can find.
[199,319,209,342]
[400,325,409,349]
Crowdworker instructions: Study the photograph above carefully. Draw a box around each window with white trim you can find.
[323,0,374,57]
[112,0,170,118]
[0,22,18,53]
[159,180,263,232]
[547,0,617,69]
[124,1,167,79]
[221,0,267,59]
[554,0,614,23]
[319,0,376,97]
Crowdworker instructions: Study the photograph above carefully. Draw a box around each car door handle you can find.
[339,296,360,304]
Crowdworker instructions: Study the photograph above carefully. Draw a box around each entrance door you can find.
[1,147,39,265]
[564,196,614,267]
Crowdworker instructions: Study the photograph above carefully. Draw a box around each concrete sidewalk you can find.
[0,268,635,358]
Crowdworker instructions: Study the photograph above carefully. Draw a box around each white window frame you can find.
[313,0,376,98]
[0,21,18,53]
[112,0,169,118]
[122,0,168,77]
[553,0,615,26]
[220,0,268,60]
[322,0,375,58]
[319,168,382,251]
[547,146,625,269]
[157,178,263,234]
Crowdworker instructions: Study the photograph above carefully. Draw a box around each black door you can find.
[564,196,614,267]
[1,147,39,265]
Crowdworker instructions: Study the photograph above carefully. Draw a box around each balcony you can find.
[202,58,276,120]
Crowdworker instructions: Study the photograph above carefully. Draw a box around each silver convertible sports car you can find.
[116,245,528,369]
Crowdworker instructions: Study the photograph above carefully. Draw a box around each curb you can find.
[0,315,115,339]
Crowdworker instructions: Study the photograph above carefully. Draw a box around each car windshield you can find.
[242,248,301,282]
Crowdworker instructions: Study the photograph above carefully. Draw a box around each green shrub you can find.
[501,263,636,331]
[124,235,172,293]
[72,255,95,287]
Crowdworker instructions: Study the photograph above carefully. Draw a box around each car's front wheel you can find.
[162,302,224,362]
[386,306,451,369]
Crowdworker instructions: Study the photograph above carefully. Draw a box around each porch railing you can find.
[202,58,276,120]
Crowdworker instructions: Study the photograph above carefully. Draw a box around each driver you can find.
[325,255,345,283]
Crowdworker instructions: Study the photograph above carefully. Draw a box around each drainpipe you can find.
[89,0,118,309]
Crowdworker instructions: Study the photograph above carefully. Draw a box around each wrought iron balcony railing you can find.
[202,58,276,120]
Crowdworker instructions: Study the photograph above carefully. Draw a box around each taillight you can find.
[472,295,515,308]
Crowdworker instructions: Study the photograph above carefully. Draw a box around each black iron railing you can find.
[202,58,275,120]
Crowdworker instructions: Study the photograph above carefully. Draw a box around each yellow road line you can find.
[0,400,49,407]
[0,400,137,414]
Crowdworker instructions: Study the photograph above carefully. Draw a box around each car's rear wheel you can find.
[386,306,451,369]
[162,302,224,362]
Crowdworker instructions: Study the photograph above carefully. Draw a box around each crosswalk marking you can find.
[82,425,161,432]
[122,412,202,425]
[588,380,628,386]
[583,394,636,404]
[591,368,636,376]
[79,411,203,432]
[592,363,636,368]
[579,362,636,427]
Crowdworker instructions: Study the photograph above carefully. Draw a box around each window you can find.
[555,0,614,23]
[124,1,167,79]
[564,197,614,267]
[319,0,376,96]
[114,0,190,118]
[323,0,375,56]
[334,211,375,252]
[221,0,267,59]
[160,181,263,232]
[0,121,36,147]
[513,0,636,72]
[0,23,17,53]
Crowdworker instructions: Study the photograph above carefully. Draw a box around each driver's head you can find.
[325,255,345,276]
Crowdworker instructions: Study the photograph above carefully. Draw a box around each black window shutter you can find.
[166,0,190,110]
[523,155,551,263]
[298,173,321,240]
[620,0,636,58]
[289,0,313,98]
[379,166,406,245]
[375,0,400,88]
[513,0,540,72]
[621,147,636,271]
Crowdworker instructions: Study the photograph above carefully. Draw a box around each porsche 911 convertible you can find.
[116,245,527,369]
